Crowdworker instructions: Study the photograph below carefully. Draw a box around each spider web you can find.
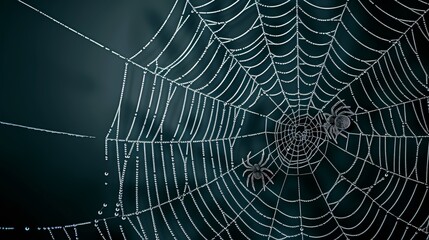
[4,0,429,239]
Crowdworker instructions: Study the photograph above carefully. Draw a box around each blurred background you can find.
[0,0,174,237]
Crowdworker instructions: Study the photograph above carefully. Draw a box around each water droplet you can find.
[300,227,303,231]
[104,172,109,176]
[104,182,108,186]
[94,219,98,223]
[121,216,126,220]
[385,173,388,177]
[103,203,108,207]
[98,211,103,215]
[115,208,120,212]
[116,203,120,207]
[114,213,119,217]
[25,227,30,231]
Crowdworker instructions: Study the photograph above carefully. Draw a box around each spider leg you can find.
[242,168,252,177]
[261,175,266,191]
[334,127,340,137]
[263,172,274,184]
[324,126,332,139]
[339,131,347,138]
[331,128,337,142]
[243,159,251,169]
[258,150,265,165]
[330,128,338,143]
[335,105,350,115]
[260,153,271,167]
[336,106,353,116]
[246,173,252,188]
[262,167,273,176]
[323,113,331,122]
[326,126,333,139]
[344,112,353,117]
[323,124,331,136]
[331,127,337,139]
[331,101,341,115]
[251,176,256,191]
[246,151,252,167]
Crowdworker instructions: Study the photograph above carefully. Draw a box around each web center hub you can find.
[274,113,326,171]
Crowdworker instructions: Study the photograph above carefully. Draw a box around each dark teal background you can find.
[0,0,174,235]
[1,0,429,239]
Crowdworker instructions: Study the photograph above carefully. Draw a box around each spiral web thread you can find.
[5,0,429,239]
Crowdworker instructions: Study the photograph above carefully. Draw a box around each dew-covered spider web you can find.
[3,0,429,239]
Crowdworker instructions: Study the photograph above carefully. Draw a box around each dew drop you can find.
[103,203,108,207]
[114,213,119,217]
[25,227,30,231]
[104,172,109,176]
[98,211,103,215]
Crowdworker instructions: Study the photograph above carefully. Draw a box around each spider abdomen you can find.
[335,115,351,130]
[253,171,262,180]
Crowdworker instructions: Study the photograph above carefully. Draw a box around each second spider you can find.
[242,151,273,191]
[323,100,353,142]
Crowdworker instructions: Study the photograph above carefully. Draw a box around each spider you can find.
[323,101,353,142]
[242,151,273,191]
